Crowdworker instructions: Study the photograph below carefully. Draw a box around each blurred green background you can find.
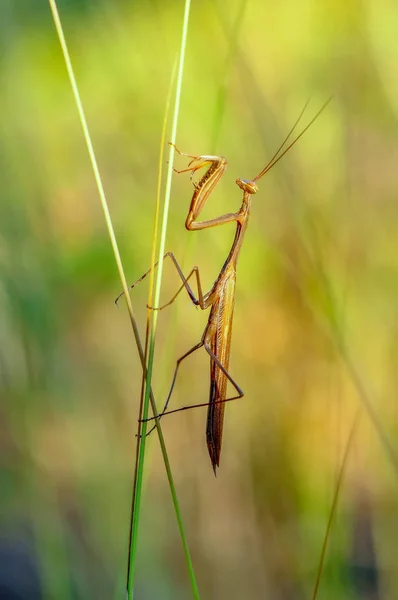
[2,0,398,598]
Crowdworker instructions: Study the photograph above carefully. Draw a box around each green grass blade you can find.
[47,0,144,367]
[125,59,177,596]
[47,2,199,599]
[128,1,200,598]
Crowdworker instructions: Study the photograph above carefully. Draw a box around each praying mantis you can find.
[118,99,331,474]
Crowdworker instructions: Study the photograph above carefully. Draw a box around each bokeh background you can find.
[2,0,398,598]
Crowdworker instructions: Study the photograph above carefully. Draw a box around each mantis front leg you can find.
[172,144,243,231]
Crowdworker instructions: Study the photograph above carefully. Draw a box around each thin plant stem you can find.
[126,58,177,594]
[127,0,200,597]
[47,2,199,599]
[126,60,177,594]
[311,409,361,600]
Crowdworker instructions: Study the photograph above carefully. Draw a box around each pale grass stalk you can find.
[47,2,199,599]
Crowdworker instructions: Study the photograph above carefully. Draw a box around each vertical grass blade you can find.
[47,2,199,599]
[311,410,361,599]
[125,59,176,596]
[127,1,200,598]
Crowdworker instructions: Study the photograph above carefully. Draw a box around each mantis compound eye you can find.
[236,178,258,194]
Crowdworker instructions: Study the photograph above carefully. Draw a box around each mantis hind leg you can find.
[142,341,244,428]
[143,340,204,435]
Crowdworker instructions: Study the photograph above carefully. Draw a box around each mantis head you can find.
[236,178,258,195]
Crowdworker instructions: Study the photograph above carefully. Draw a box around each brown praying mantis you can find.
[117,99,331,474]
